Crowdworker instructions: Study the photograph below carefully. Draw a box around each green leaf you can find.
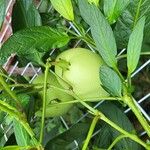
[90,6,117,68]
[78,0,92,25]
[17,94,30,108]
[0,100,36,147]
[45,123,90,149]
[88,0,99,6]
[0,26,70,65]
[12,0,42,32]
[100,66,122,97]
[78,0,117,68]
[50,0,74,21]
[0,99,18,113]
[114,0,150,50]
[127,17,145,75]
[1,145,37,150]
[96,102,141,150]
[103,0,130,24]
[13,119,31,146]
[93,125,112,148]
[0,0,6,29]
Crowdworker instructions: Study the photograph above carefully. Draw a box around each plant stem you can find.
[50,70,73,90]
[47,84,148,149]
[124,95,150,137]
[48,64,149,148]
[0,75,39,146]
[127,75,132,88]
[68,93,148,149]
[63,26,80,37]
[100,112,148,149]
[72,21,97,50]
[117,52,150,60]
[0,75,22,110]
[107,135,127,150]
[114,67,126,84]
[0,101,37,145]
[45,97,121,108]
[9,83,43,88]
[0,73,16,83]
[39,62,51,144]
[82,116,99,150]
[72,93,98,114]
[72,21,84,36]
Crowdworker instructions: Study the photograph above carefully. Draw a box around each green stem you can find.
[100,112,148,149]
[72,93,98,114]
[46,64,148,148]
[9,83,43,88]
[46,97,121,107]
[50,70,73,90]
[0,101,37,145]
[72,21,97,50]
[117,52,150,60]
[114,67,125,82]
[39,62,51,144]
[82,37,97,49]
[72,21,84,35]
[62,26,80,37]
[124,95,150,137]
[49,85,122,101]
[82,116,99,150]
[0,73,16,83]
[47,83,148,149]
[107,135,127,150]
[127,75,132,88]
[9,82,121,103]
[0,75,39,146]
[0,75,22,111]
[3,145,43,150]
[66,92,148,149]
[133,0,143,27]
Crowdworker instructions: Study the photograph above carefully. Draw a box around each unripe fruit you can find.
[33,72,73,117]
[55,48,109,100]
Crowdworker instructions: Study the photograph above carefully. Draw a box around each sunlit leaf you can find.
[50,0,74,21]
[127,17,145,75]
[104,0,130,24]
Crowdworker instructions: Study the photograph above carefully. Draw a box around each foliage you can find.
[0,0,149,149]
[0,0,6,29]
[95,102,141,150]
[0,26,70,65]
[114,0,150,50]
[12,0,42,32]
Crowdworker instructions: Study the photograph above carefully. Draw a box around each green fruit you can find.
[55,48,109,99]
[33,72,73,117]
